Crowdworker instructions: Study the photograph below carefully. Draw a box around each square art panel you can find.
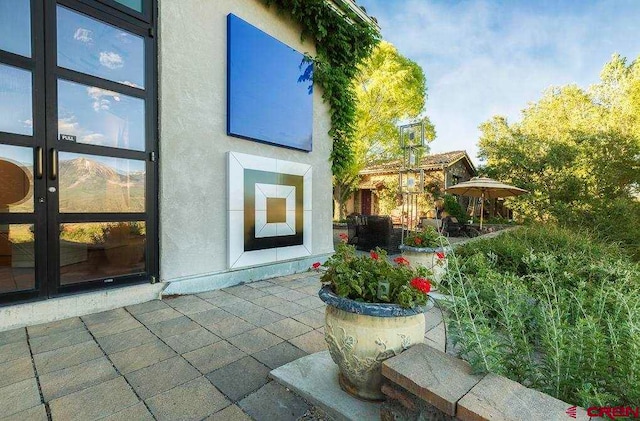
[228,152,312,269]
[227,14,313,151]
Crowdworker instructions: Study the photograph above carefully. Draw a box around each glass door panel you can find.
[113,0,143,13]
[0,144,34,213]
[58,152,145,213]
[0,224,35,294]
[0,0,32,57]
[57,5,145,88]
[57,79,146,151]
[0,64,33,136]
[59,221,145,286]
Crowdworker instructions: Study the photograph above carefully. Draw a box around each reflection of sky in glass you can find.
[0,143,32,169]
[58,79,145,151]
[0,64,32,136]
[228,14,313,151]
[0,0,31,57]
[57,5,145,88]
[113,0,143,13]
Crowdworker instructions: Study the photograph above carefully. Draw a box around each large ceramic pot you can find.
[318,286,425,401]
[399,245,451,286]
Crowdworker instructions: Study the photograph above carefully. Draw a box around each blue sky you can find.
[357,0,640,163]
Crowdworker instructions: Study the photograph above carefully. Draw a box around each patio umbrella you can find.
[444,177,528,229]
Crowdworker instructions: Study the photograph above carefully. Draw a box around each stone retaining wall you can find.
[380,343,595,421]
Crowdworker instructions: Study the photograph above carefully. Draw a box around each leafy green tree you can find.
[333,42,435,219]
[352,41,434,163]
[478,54,640,259]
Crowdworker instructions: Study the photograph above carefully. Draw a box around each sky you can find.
[357,0,640,164]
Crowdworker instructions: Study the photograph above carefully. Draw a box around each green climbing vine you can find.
[263,0,380,176]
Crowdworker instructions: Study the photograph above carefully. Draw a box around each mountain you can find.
[58,157,145,213]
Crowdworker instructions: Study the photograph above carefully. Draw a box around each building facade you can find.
[0,0,375,329]
[339,151,476,218]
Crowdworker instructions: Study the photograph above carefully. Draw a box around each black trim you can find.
[0,214,36,224]
[58,213,146,222]
[53,141,147,160]
[56,67,147,98]
[243,170,304,251]
[0,50,34,70]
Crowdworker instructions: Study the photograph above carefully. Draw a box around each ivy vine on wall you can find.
[263,0,380,177]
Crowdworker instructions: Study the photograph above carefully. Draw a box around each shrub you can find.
[443,226,640,407]
[443,194,467,222]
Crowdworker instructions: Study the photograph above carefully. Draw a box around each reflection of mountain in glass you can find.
[59,157,145,213]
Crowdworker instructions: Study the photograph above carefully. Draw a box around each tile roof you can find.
[359,150,474,175]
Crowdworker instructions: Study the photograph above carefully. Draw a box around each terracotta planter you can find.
[399,245,450,286]
[318,286,425,401]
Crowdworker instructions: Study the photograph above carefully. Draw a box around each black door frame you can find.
[0,0,158,305]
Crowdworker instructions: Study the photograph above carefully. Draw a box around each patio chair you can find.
[442,216,480,238]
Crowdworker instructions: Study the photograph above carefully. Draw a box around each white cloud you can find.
[86,87,121,112]
[73,28,93,43]
[99,51,124,69]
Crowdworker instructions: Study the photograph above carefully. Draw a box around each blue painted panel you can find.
[227,14,313,152]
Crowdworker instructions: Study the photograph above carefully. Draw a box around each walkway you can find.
[0,272,446,421]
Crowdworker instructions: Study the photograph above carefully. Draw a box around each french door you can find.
[0,0,157,305]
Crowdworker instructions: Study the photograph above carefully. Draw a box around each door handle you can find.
[50,148,58,180]
[36,147,43,179]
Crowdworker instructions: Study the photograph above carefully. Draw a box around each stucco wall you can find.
[158,0,334,285]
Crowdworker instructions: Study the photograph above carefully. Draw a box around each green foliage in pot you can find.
[318,242,432,308]
[403,226,446,248]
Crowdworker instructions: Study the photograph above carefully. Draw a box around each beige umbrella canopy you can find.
[444,177,528,229]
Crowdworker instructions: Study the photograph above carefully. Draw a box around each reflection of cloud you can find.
[58,115,108,148]
[81,133,106,144]
[99,51,124,69]
[120,81,141,89]
[86,87,121,112]
[22,119,33,127]
[58,116,80,133]
[73,28,93,43]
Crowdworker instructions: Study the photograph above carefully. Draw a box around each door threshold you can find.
[0,282,166,332]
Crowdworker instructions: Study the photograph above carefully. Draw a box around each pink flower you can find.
[393,257,410,266]
[410,277,431,294]
[436,252,446,260]
[414,237,423,245]
[311,262,321,270]
[370,251,379,260]
[339,233,348,243]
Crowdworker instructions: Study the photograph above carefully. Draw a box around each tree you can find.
[352,41,434,163]
[333,41,435,219]
[478,54,640,258]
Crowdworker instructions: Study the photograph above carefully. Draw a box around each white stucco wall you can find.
[158,0,334,289]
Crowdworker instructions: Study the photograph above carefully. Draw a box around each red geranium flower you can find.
[393,257,410,266]
[311,262,321,270]
[410,277,431,294]
[436,252,446,260]
[339,233,348,242]
[414,237,423,245]
[370,251,379,260]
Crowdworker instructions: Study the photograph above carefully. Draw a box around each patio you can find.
[0,272,445,421]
